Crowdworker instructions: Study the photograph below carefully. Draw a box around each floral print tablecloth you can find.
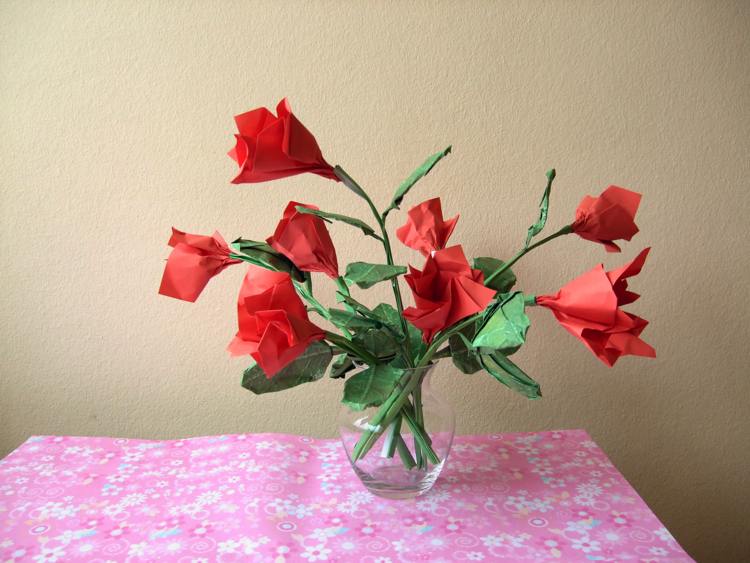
[0,430,692,562]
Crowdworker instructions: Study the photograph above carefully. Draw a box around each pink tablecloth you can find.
[0,430,691,562]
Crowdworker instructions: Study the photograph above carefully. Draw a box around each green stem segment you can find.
[484,224,574,287]
[334,166,413,367]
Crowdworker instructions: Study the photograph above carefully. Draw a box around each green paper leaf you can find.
[344,262,407,289]
[333,166,370,201]
[384,146,452,216]
[352,328,401,360]
[525,168,556,247]
[480,352,541,399]
[448,321,482,374]
[329,308,383,331]
[241,341,332,394]
[335,294,381,320]
[473,257,517,293]
[230,238,305,282]
[329,354,358,379]
[371,303,426,358]
[342,363,405,411]
[294,206,379,238]
[473,292,530,355]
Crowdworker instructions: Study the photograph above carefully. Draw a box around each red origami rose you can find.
[227,266,325,377]
[267,201,339,279]
[396,197,459,256]
[227,98,338,184]
[403,245,496,343]
[572,186,642,252]
[158,228,241,302]
[536,248,655,366]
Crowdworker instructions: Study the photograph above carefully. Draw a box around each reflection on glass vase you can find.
[338,364,455,500]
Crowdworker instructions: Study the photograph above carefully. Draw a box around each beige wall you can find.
[2,1,748,560]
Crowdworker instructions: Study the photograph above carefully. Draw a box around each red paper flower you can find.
[266,201,339,279]
[403,245,496,343]
[571,186,642,252]
[227,98,338,184]
[158,228,241,302]
[227,266,325,377]
[536,248,656,366]
[396,198,459,256]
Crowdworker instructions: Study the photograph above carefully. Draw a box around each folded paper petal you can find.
[158,228,241,302]
[572,186,641,252]
[403,245,496,342]
[227,265,325,377]
[228,98,338,184]
[267,201,339,278]
[536,248,655,366]
[396,198,459,256]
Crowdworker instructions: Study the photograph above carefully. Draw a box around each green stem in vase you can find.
[381,415,402,458]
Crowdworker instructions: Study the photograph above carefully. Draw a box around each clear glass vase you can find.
[338,364,455,499]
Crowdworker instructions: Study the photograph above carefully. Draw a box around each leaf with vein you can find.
[383,146,452,217]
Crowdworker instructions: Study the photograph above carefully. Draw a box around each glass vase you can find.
[338,364,455,499]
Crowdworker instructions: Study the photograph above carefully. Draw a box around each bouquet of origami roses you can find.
[158,98,655,469]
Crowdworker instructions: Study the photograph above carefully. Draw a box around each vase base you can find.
[353,462,445,500]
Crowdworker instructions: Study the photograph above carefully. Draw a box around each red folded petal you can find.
[267,202,338,278]
[159,229,239,302]
[572,186,642,252]
[227,265,324,377]
[228,99,337,183]
[537,251,654,365]
[403,245,495,342]
[397,198,459,256]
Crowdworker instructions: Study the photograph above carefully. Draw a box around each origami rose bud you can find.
[403,245,496,343]
[158,228,241,302]
[396,198,459,257]
[227,98,338,184]
[536,248,656,366]
[227,266,325,377]
[267,201,339,279]
[572,186,642,252]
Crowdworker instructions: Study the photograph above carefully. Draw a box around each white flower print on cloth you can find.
[0,431,693,561]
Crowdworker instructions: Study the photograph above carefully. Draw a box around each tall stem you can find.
[334,167,413,366]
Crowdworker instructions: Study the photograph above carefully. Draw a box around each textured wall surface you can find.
[1,1,748,560]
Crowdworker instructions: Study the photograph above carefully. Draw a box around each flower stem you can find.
[381,415,402,458]
[484,224,573,287]
[293,281,331,321]
[334,166,413,367]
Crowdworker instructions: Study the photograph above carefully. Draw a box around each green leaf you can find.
[352,328,401,360]
[448,321,482,374]
[294,206,379,238]
[241,341,332,394]
[473,292,530,355]
[473,257,517,293]
[525,168,556,247]
[231,238,306,282]
[333,166,370,201]
[344,262,407,289]
[329,308,383,331]
[342,364,405,411]
[371,303,426,357]
[329,354,358,379]
[384,146,452,216]
[480,352,541,399]
[336,294,381,321]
